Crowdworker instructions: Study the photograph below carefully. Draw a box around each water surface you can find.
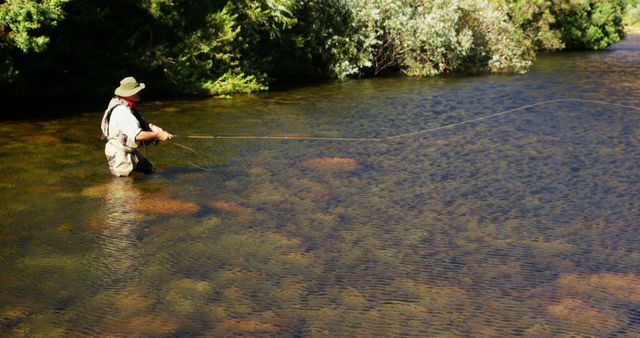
[1,36,640,337]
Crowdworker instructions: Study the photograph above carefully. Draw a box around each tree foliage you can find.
[626,1,640,25]
[501,0,627,50]
[0,0,70,52]
[0,0,632,103]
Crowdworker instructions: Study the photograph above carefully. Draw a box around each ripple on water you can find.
[2,39,640,337]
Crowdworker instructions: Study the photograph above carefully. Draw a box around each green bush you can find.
[501,0,627,50]
[0,0,70,96]
[0,0,632,104]
[0,0,70,53]
[328,0,533,77]
[555,0,625,49]
[624,0,640,33]
[202,70,267,97]
[500,0,565,50]
[144,1,242,95]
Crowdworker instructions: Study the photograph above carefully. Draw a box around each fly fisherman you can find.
[101,76,173,176]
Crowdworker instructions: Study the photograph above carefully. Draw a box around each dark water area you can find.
[1,37,639,337]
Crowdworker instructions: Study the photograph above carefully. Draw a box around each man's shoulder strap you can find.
[101,98,151,139]
[101,98,125,139]
[105,103,123,124]
[129,106,152,132]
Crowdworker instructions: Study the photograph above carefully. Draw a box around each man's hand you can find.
[149,124,172,141]
[158,130,173,141]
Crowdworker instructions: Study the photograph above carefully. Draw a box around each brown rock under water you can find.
[215,318,279,333]
[289,178,332,199]
[395,279,469,310]
[353,303,431,337]
[279,252,313,265]
[114,292,153,313]
[212,270,267,292]
[272,279,307,303]
[121,314,180,336]
[302,157,358,171]
[168,278,213,296]
[557,272,640,303]
[546,299,622,332]
[338,287,368,307]
[589,273,640,302]
[134,194,201,215]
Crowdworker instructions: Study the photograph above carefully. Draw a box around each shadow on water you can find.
[1,37,640,336]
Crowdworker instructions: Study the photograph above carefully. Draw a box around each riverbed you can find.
[1,36,639,336]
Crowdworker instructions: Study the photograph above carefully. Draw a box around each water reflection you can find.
[67,178,148,336]
[99,178,143,287]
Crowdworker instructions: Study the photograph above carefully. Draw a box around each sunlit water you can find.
[1,37,640,337]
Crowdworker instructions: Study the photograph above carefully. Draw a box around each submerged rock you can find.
[221,286,250,303]
[262,232,302,248]
[588,273,640,302]
[557,272,640,303]
[9,311,67,338]
[19,255,84,271]
[167,278,213,298]
[214,318,279,334]
[546,299,622,332]
[102,287,154,316]
[134,194,201,215]
[0,306,30,324]
[302,157,358,171]
[279,252,313,265]
[247,166,270,176]
[115,294,152,314]
[522,323,553,338]
[213,269,266,286]
[122,314,180,336]
[394,279,469,311]
[525,239,575,255]
[288,178,332,199]
[219,287,254,315]
[271,279,307,303]
[245,183,288,204]
[354,303,431,336]
[334,287,368,307]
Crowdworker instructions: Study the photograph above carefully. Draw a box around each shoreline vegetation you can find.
[0,0,639,116]
[626,24,640,34]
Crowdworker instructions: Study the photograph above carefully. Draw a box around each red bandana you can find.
[117,96,138,110]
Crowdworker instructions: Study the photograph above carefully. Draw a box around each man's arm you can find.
[136,130,173,142]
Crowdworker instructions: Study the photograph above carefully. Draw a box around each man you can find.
[101,76,173,176]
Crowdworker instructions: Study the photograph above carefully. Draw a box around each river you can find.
[1,36,639,337]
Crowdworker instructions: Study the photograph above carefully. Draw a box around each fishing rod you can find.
[172,99,640,142]
[176,135,379,142]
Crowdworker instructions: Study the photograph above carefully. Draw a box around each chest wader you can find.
[102,101,155,176]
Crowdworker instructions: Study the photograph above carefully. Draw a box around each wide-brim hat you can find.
[114,76,145,97]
